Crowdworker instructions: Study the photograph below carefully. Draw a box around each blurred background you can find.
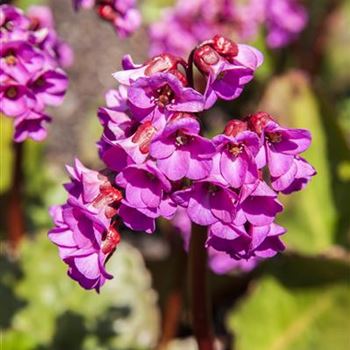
[1,0,350,349]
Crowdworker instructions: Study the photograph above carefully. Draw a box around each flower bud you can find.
[224,119,248,137]
[132,121,157,154]
[212,35,238,59]
[247,112,274,134]
[193,45,220,74]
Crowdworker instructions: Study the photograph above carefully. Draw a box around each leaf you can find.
[1,235,160,350]
[259,70,338,253]
[227,255,350,350]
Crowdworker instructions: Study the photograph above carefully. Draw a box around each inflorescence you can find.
[49,35,316,292]
[0,5,71,142]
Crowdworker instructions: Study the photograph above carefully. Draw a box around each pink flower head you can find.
[0,4,70,142]
[265,0,308,48]
[49,159,124,291]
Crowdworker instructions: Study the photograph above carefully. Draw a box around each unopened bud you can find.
[194,45,220,74]
[224,120,248,137]
[212,35,239,59]
[247,112,273,134]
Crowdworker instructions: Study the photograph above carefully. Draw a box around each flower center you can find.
[155,84,175,107]
[207,183,219,196]
[34,77,46,88]
[5,86,18,99]
[266,132,282,143]
[228,143,244,157]
[217,71,226,81]
[4,50,17,65]
[175,131,190,147]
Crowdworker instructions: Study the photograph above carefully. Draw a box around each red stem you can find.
[189,224,214,350]
[8,141,25,250]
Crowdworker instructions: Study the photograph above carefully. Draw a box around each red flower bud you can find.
[212,35,239,59]
[132,121,157,154]
[97,4,116,22]
[101,225,121,254]
[194,45,220,74]
[224,120,248,137]
[247,112,274,134]
[145,54,183,76]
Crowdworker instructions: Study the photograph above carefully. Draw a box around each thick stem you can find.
[8,141,25,250]
[189,223,214,350]
[157,224,187,349]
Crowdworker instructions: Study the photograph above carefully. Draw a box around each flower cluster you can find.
[72,0,141,38]
[149,0,308,57]
[50,35,315,291]
[0,5,71,142]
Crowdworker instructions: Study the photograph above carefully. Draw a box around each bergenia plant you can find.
[149,0,308,57]
[72,0,141,38]
[49,34,315,345]
[0,5,71,142]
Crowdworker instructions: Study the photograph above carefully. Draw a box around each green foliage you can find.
[0,116,14,195]
[1,235,160,350]
[16,0,46,9]
[260,71,339,253]
[228,255,350,350]
[141,0,175,24]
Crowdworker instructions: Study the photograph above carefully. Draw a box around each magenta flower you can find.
[115,161,171,210]
[271,156,316,194]
[173,180,237,226]
[264,0,308,48]
[127,72,204,123]
[194,36,263,108]
[250,113,311,176]
[212,130,260,188]
[49,159,124,291]
[0,5,29,35]
[0,82,36,117]
[49,203,114,291]
[0,4,70,142]
[235,180,283,226]
[150,115,215,181]
[245,222,286,259]
[13,109,50,142]
[27,5,74,68]
[0,41,44,82]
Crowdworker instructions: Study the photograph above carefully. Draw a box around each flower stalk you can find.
[8,141,24,250]
[189,223,214,350]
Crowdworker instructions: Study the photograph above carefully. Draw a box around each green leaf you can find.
[259,71,338,253]
[1,235,160,350]
[0,116,14,195]
[227,255,350,350]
